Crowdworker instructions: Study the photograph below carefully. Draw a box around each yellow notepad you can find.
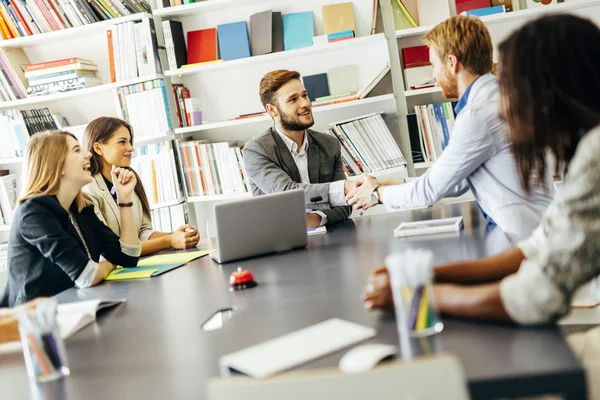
[137,250,214,267]
[105,268,158,281]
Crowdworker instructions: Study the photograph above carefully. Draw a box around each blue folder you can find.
[217,21,251,61]
[282,12,314,51]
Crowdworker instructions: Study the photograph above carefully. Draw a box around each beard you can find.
[438,68,459,99]
[277,105,315,131]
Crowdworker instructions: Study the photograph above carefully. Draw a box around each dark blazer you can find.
[0,195,139,307]
[243,127,351,226]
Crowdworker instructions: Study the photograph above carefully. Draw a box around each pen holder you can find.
[17,300,70,382]
[386,250,443,339]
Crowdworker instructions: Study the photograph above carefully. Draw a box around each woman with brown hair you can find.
[363,14,600,324]
[0,131,141,307]
[83,117,200,256]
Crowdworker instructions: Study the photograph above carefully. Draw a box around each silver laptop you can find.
[210,190,308,263]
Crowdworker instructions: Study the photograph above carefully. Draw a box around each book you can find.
[463,5,505,15]
[272,11,283,53]
[187,28,217,65]
[456,0,492,14]
[356,64,391,99]
[0,299,125,354]
[25,57,93,71]
[302,73,329,102]
[327,65,358,95]
[307,226,327,236]
[217,21,251,61]
[249,10,272,56]
[105,263,185,280]
[282,11,314,51]
[394,216,463,237]
[491,0,513,11]
[162,19,187,70]
[322,2,355,35]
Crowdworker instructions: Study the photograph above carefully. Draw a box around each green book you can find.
[315,92,355,102]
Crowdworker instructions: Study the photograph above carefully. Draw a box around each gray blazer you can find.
[242,127,351,226]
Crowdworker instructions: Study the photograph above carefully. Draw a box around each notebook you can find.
[250,10,272,56]
[327,65,358,95]
[394,216,464,237]
[282,12,314,51]
[0,299,125,354]
[187,28,217,65]
[217,21,251,61]
[272,12,284,53]
[220,318,376,379]
[307,226,327,236]
[322,2,356,35]
[356,64,391,99]
[104,250,214,281]
[302,73,330,102]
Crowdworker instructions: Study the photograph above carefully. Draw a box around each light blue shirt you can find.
[382,73,554,239]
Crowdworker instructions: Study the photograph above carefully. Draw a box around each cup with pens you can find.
[16,298,70,382]
[386,250,444,339]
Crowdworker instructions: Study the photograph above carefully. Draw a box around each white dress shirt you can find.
[275,126,346,226]
[381,74,554,240]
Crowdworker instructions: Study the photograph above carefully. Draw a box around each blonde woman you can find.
[83,117,200,256]
[0,131,140,307]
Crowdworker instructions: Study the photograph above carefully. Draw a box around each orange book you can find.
[186,28,217,65]
[25,57,94,71]
[0,14,12,39]
[106,29,116,82]
[0,4,19,38]
[150,159,158,203]
[313,96,358,107]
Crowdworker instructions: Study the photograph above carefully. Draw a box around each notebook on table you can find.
[105,250,213,281]
[394,216,463,237]
[0,299,125,354]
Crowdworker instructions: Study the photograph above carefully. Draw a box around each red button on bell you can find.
[229,267,257,290]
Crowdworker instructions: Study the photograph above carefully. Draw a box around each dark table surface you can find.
[0,202,586,399]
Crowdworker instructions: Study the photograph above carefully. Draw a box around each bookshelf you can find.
[154,0,294,17]
[0,75,164,111]
[164,34,386,77]
[0,13,152,49]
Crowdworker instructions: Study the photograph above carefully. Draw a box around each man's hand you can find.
[346,174,379,210]
[344,178,359,196]
[363,265,394,311]
[306,212,322,229]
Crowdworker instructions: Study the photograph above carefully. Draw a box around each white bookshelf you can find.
[395,0,600,39]
[154,0,289,17]
[0,13,151,49]
[404,87,442,97]
[164,34,386,77]
[187,193,251,203]
[134,132,176,148]
[0,158,24,165]
[150,197,186,210]
[174,94,395,134]
[0,74,164,111]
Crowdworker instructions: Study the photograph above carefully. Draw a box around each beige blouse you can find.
[83,173,155,241]
[500,125,600,324]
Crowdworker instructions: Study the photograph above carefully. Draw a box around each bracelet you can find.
[118,202,133,208]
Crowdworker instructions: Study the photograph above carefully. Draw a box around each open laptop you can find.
[210,189,308,263]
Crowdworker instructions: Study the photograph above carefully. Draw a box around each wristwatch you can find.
[371,190,380,205]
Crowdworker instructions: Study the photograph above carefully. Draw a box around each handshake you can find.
[343,173,383,211]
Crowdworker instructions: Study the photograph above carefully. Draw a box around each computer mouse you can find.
[338,343,397,374]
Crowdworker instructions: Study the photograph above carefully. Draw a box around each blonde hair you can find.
[423,16,493,76]
[19,130,89,212]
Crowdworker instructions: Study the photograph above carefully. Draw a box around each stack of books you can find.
[409,102,455,163]
[322,2,356,43]
[327,30,355,43]
[0,0,151,39]
[178,141,249,197]
[171,83,201,128]
[25,57,101,97]
[328,113,407,177]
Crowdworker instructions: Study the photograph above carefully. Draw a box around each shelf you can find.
[395,0,600,39]
[414,161,434,169]
[404,87,442,97]
[0,157,24,164]
[187,192,251,203]
[174,94,395,135]
[165,34,386,77]
[134,133,175,148]
[150,197,185,210]
[348,165,407,181]
[0,13,151,48]
[154,0,282,18]
[0,74,163,110]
